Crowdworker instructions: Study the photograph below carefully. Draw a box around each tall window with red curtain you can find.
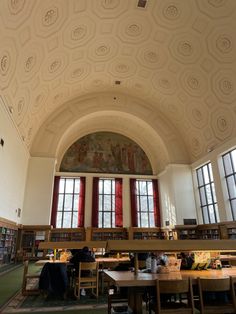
[91,177,123,228]
[50,176,85,228]
[130,178,160,227]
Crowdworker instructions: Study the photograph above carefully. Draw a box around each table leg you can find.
[128,287,144,314]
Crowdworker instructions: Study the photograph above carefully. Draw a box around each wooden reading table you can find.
[104,268,236,314]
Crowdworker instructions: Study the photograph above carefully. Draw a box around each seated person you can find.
[179,252,194,270]
[70,246,95,277]
[130,252,149,269]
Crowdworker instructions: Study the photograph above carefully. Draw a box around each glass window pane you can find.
[112,195,115,210]
[99,180,104,194]
[208,205,216,223]
[104,195,112,211]
[72,212,78,228]
[227,176,236,198]
[141,213,148,227]
[149,212,155,227]
[99,195,103,209]
[203,165,210,184]
[147,181,153,195]
[197,168,203,186]
[63,212,72,228]
[59,179,65,193]
[104,180,112,193]
[231,199,236,220]
[98,212,103,228]
[140,196,148,211]
[148,196,154,211]
[139,181,147,195]
[202,206,209,224]
[74,180,80,193]
[65,179,74,193]
[231,150,236,171]
[56,212,62,228]
[205,184,213,204]
[199,187,206,205]
[64,194,73,211]
[223,153,233,175]
[104,212,111,228]
[58,195,64,210]
[73,194,79,209]
[208,164,213,182]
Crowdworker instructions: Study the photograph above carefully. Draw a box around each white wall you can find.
[158,164,197,227]
[0,98,29,223]
[22,157,56,225]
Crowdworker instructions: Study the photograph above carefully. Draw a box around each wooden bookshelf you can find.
[49,228,85,242]
[17,225,51,260]
[86,227,128,241]
[174,225,198,240]
[0,218,18,265]
[128,227,169,240]
[197,224,220,240]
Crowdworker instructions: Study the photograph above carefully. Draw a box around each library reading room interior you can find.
[1,1,236,314]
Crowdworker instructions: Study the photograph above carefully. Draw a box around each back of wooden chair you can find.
[152,278,194,314]
[22,260,40,296]
[197,277,236,314]
[74,261,99,299]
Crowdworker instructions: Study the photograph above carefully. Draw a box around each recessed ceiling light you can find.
[137,0,148,8]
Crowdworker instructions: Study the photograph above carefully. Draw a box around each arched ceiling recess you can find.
[56,111,168,175]
[31,92,190,174]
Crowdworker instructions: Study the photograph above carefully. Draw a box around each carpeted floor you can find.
[3,290,108,313]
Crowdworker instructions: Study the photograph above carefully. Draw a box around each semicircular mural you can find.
[60,132,153,175]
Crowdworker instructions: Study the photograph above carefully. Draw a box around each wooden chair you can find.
[107,281,129,314]
[74,261,99,299]
[197,277,236,313]
[149,278,195,314]
[21,260,40,296]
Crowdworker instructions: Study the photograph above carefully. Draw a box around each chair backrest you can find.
[198,277,230,292]
[155,278,194,314]
[159,278,190,294]
[80,261,98,272]
[197,276,236,314]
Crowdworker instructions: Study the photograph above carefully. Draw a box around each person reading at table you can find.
[70,246,95,296]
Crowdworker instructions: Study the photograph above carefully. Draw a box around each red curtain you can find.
[78,177,86,227]
[152,179,161,227]
[50,176,60,228]
[91,177,99,227]
[130,178,138,227]
[115,178,123,227]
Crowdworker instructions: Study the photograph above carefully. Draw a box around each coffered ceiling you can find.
[1,0,236,173]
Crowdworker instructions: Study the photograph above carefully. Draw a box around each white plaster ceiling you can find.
[1,0,236,173]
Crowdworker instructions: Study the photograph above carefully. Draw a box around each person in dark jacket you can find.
[70,246,95,276]
[39,262,68,299]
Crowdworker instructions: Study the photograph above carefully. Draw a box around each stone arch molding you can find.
[31,93,190,174]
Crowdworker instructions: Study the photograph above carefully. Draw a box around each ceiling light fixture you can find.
[137,0,148,8]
